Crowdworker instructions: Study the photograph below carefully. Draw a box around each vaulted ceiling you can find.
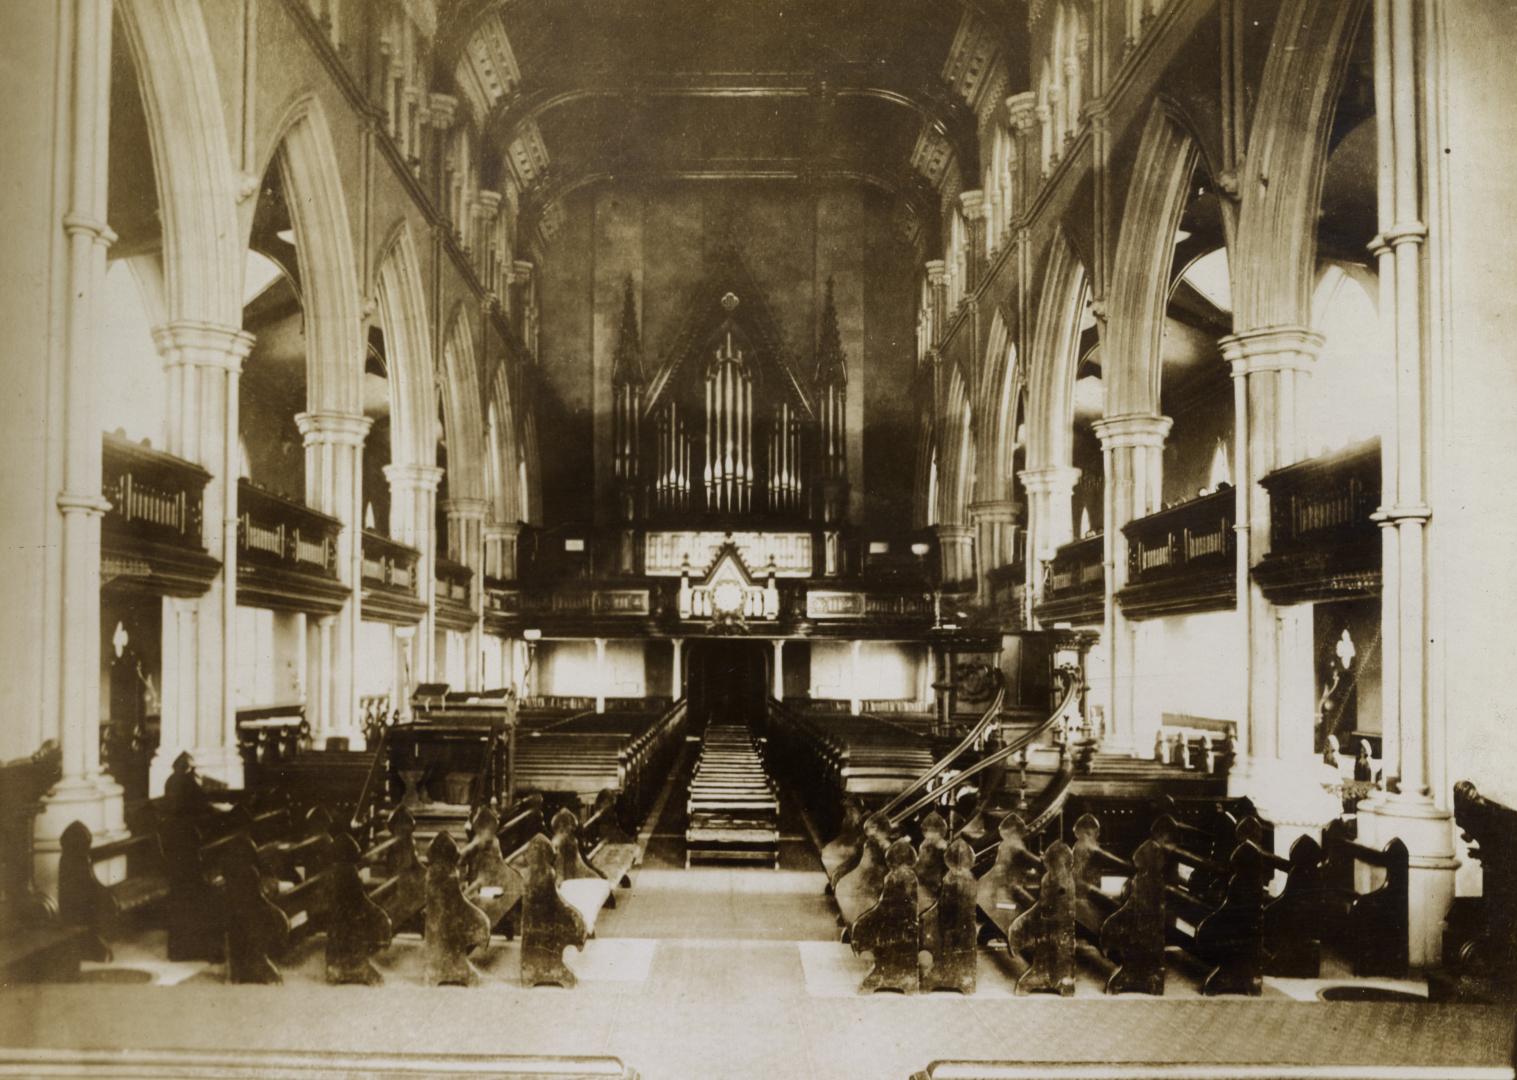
[437,0,1028,250]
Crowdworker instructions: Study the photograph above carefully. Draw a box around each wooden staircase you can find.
[685,723,780,868]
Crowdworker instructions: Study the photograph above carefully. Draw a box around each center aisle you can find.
[594,731,841,942]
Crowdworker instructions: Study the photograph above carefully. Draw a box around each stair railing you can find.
[877,674,1007,820]
[885,670,1081,831]
[350,725,392,837]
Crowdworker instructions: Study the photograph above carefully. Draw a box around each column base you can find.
[33,775,126,903]
[149,743,246,797]
[1357,791,1457,969]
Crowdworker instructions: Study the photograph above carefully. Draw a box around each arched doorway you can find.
[685,639,769,736]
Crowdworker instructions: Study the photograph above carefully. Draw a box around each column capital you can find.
[62,213,117,247]
[1091,413,1172,450]
[924,259,947,285]
[958,189,986,220]
[296,411,373,448]
[967,498,1020,524]
[510,259,536,283]
[476,189,503,214]
[1018,465,1082,496]
[152,321,256,370]
[1006,91,1038,132]
[441,496,490,520]
[484,520,524,541]
[1219,325,1324,376]
[383,462,445,492]
[933,523,975,542]
[427,92,458,129]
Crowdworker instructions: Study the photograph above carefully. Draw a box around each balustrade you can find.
[1254,439,1381,604]
[361,530,422,594]
[1118,489,1236,619]
[1035,534,1105,626]
[102,432,208,550]
[237,480,340,578]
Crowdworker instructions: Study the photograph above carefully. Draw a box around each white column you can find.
[297,411,371,747]
[484,520,521,581]
[671,638,684,700]
[967,498,1020,605]
[1355,0,1455,969]
[34,0,125,900]
[384,462,443,684]
[934,524,976,590]
[594,637,608,714]
[150,323,255,793]
[772,639,785,700]
[849,639,863,715]
[443,496,488,690]
[1091,414,1171,753]
[1219,328,1340,841]
[1020,465,1082,610]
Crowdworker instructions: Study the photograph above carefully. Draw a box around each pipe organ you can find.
[705,332,754,514]
[767,402,803,513]
[654,402,693,513]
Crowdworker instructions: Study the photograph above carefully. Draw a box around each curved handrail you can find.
[350,725,392,832]
[878,675,1006,819]
[886,671,1081,829]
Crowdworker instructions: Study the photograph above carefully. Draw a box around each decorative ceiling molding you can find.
[453,12,522,123]
[942,10,1005,116]
[505,120,550,189]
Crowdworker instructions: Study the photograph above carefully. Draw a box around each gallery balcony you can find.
[101,432,220,598]
[361,530,427,624]
[235,480,348,615]
[1118,489,1236,619]
[1253,438,1381,604]
[1034,535,1105,627]
[435,556,477,632]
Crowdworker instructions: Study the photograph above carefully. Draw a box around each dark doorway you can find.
[686,639,768,736]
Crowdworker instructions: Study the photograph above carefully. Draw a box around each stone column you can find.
[1091,414,1171,753]
[1355,0,1455,968]
[772,639,785,701]
[484,520,521,581]
[1219,328,1340,841]
[968,498,1020,607]
[1020,466,1082,609]
[297,411,371,747]
[384,462,443,686]
[594,637,608,714]
[959,190,986,294]
[849,640,863,715]
[934,523,976,592]
[1006,93,1039,219]
[150,323,255,794]
[924,260,948,347]
[671,638,684,700]
[34,0,125,898]
[443,496,488,690]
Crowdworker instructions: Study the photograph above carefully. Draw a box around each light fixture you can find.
[276,227,296,245]
[910,542,931,557]
[522,628,542,643]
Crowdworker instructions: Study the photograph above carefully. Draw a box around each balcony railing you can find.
[1254,439,1382,604]
[237,480,340,578]
[361,531,419,593]
[1035,535,1105,625]
[1118,489,1236,618]
[435,556,474,605]
[102,432,208,550]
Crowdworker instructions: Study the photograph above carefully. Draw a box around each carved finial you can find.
[815,276,847,388]
[720,290,740,313]
[611,276,644,387]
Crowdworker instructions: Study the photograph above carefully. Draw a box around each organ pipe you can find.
[705,331,753,515]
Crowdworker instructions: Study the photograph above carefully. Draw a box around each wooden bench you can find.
[55,822,165,962]
[1319,817,1409,977]
[1431,780,1517,1003]
[1151,814,1267,995]
[852,837,921,993]
[581,789,640,891]
[547,808,614,935]
[1070,812,1166,995]
[973,813,1076,995]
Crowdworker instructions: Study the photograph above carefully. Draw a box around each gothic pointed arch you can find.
[266,95,364,416]
[440,302,487,502]
[1233,0,1369,330]
[1104,101,1201,417]
[1027,230,1089,470]
[373,220,437,468]
[975,304,1020,502]
[936,365,975,527]
[116,0,242,326]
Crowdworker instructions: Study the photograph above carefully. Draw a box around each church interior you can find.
[4,1,1517,1077]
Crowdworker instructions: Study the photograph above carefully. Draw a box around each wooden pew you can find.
[1070,813,1166,995]
[423,832,492,986]
[547,808,614,935]
[1431,780,1517,1003]
[1319,817,1409,977]
[581,789,640,892]
[1234,816,1325,978]
[1152,814,1267,995]
[834,812,893,940]
[921,838,979,994]
[973,813,1076,995]
[56,822,166,962]
[521,833,588,988]
[852,837,921,993]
